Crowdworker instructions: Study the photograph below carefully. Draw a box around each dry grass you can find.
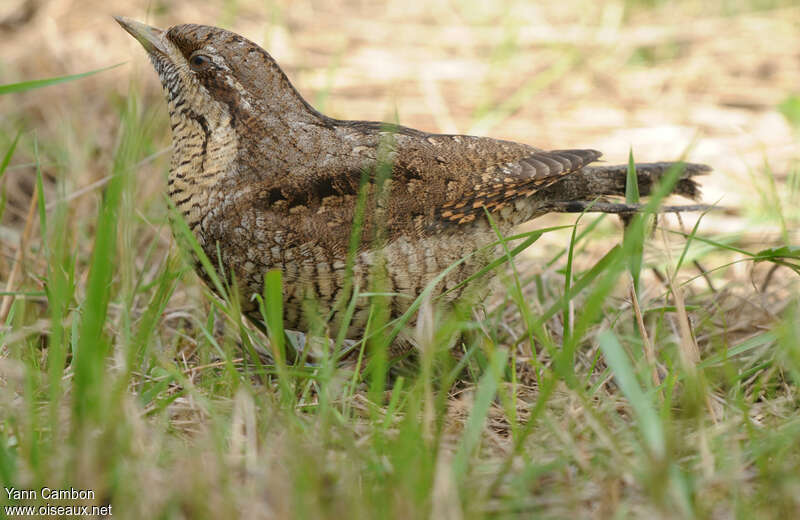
[0,0,799,518]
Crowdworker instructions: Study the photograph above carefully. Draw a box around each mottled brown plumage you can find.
[116,18,709,341]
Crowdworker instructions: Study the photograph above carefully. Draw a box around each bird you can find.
[115,17,709,345]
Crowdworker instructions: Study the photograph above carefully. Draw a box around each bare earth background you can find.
[1,0,799,518]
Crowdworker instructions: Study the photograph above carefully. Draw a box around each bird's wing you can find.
[432,148,602,224]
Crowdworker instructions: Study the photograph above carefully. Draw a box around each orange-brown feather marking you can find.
[438,149,601,223]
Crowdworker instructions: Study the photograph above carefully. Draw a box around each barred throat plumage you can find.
[151,66,234,233]
[165,100,238,234]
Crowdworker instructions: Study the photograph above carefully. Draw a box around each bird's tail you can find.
[531,161,713,215]
[582,161,709,200]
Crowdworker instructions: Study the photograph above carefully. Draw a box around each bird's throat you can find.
[166,94,239,234]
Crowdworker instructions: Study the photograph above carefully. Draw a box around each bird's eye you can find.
[189,54,212,71]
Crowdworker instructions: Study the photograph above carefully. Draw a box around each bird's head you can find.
[115,17,318,130]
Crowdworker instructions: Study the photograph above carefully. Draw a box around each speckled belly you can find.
[198,216,500,339]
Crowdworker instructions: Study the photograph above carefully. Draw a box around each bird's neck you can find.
[166,93,239,233]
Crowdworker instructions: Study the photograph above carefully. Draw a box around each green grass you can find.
[1,3,799,518]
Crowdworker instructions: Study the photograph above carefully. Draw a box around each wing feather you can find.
[438,149,601,223]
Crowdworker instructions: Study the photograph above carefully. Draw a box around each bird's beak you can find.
[114,16,167,56]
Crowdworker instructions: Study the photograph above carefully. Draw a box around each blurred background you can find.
[0,0,798,306]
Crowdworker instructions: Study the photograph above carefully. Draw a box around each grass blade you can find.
[597,330,665,458]
[0,63,124,95]
[451,348,507,482]
[624,149,644,294]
